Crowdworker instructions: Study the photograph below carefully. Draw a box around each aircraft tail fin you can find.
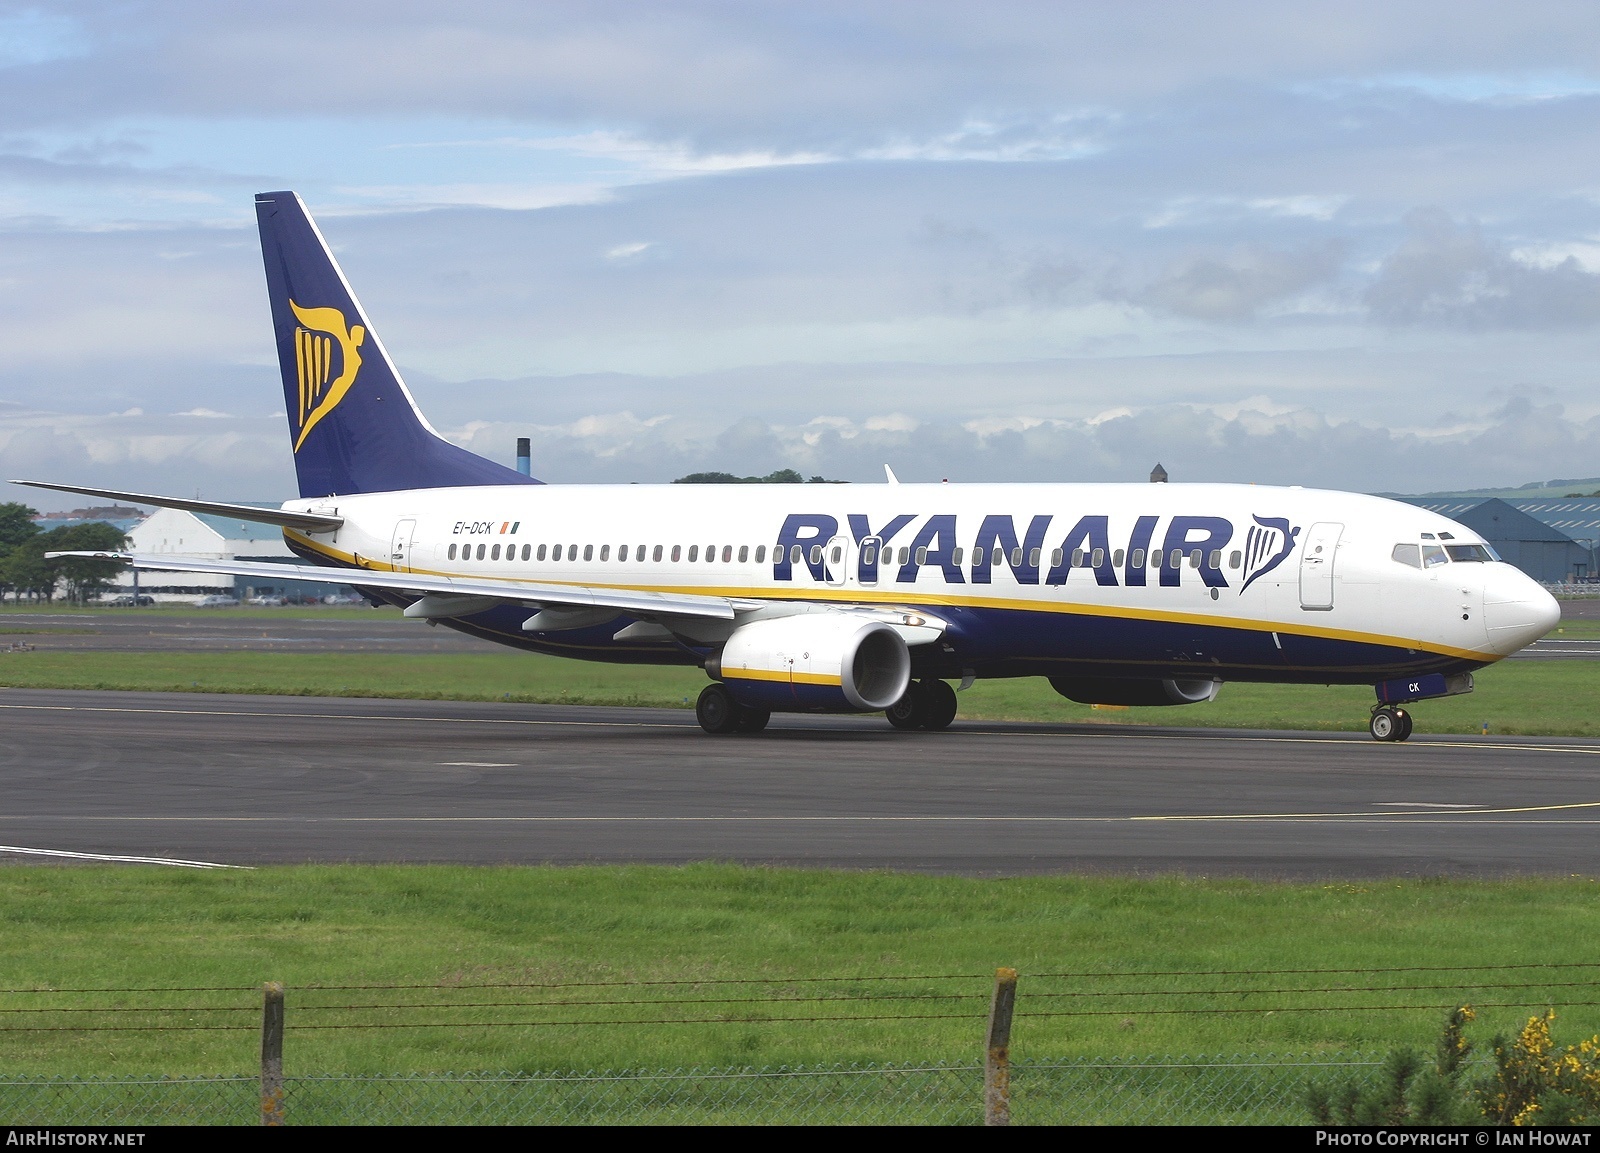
[254,191,539,497]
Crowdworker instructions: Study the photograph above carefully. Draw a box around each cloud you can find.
[1367,208,1600,328]
[1133,242,1346,321]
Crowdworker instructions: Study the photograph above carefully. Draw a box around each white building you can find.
[114,508,344,603]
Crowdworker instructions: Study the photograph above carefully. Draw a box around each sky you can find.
[4,0,1600,508]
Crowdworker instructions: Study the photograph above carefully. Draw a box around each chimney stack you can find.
[516,437,531,477]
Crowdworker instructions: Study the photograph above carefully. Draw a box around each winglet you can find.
[884,464,900,485]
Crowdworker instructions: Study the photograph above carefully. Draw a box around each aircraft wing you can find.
[45,551,741,620]
[13,480,343,533]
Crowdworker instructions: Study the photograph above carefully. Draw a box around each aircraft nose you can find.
[1481,563,1561,656]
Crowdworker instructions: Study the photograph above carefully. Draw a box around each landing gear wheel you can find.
[920,679,958,732]
[1395,709,1413,742]
[1370,706,1403,742]
[696,684,741,734]
[735,705,771,734]
[885,686,926,730]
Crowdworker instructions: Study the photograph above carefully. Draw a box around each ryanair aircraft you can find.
[29,192,1561,740]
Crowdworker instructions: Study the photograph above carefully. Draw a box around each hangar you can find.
[1406,496,1599,584]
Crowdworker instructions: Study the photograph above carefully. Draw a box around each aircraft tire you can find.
[696,684,741,734]
[1369,707,1401,742]
[920,679,958,731]
[1395,709,1413,742]
[735,706,771,733]
[885,687,926,730]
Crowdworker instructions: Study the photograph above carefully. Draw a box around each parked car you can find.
[194,595,240,608]
[246,595,288,606]
[104,594,155,607]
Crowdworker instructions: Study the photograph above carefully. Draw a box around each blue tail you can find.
[255,191,539,498]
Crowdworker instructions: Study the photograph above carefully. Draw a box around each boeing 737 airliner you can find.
[29,192,1561,740]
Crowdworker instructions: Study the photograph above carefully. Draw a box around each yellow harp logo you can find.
[290,300,365,452]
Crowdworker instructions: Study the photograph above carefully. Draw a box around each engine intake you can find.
[711,613,911,713]
[1049,676,1221,707]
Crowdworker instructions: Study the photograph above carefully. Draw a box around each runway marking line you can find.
[1,700,1597,756]
[0,843,250,870]
[438,762,519,768]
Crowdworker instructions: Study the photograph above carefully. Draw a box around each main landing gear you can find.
[1369,705,1413,743]
[695,684,770,735]
[885,679,958,732]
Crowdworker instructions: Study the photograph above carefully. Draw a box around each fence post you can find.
[260,982,285,1126]
[984,967,1018,1126]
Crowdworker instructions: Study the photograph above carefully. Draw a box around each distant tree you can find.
[0,503,42,602]
[673,468,837,484]
[0,503,40,553]
[0,539,56,603]
[44,523,128,605]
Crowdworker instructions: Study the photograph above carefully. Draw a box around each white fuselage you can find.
[280,480,1559,683]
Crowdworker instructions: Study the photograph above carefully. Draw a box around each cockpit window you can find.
[1446,544,1494,563]
[1422,543,1449,568]
[1391,543,1421,568]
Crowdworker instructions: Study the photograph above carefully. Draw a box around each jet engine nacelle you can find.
[708,613,911,713]
[1049,676,1221,707]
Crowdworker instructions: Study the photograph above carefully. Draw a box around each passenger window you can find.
[1072,549,1084,568]
[688,545,699,562]
[583,544,593,561]
[1206,550,1219,570]
[476,544,486,560]
[900,547,911,565]
[448,543,457,560]
[672,545,682,562]
[952,546,963,565]
[810,544,824,565]
[706,545,716,563]
[1422,544,1449,568]
[520,544,529,561]
[1150,549,1162,567]
[754,545,765,563]
[972,546,986,566]
[738,545,748,563]
[1131,548,1145,568]
[1113,549,1125,567]
[600,544,610,561]
[790,545,802,564]
[723,545,733,563]
[536,544,546,561]
[1093,548,1105,568]
[653,545,663,562]
[1050,548,1063,568]
[914,547,927,565]
[1391,543,1422,568]
[1029,548,1041,567]
[567,544,578,561]
[1228,550,1240,569]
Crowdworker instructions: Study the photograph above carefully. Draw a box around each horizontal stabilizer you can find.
[43,551,738,621]
[13,480,343,533]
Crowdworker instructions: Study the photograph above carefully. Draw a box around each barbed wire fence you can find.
[4,961,1600,1125]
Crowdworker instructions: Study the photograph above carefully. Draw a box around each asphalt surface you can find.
[3,688,1598,877]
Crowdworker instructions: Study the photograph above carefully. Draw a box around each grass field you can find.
[2,865,1598,1076]
[0,645,1595,735]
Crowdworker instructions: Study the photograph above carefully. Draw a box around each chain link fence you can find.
[0,1053,1381,1125]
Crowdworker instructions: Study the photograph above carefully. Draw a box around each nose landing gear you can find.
[1369,705,1413,743]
